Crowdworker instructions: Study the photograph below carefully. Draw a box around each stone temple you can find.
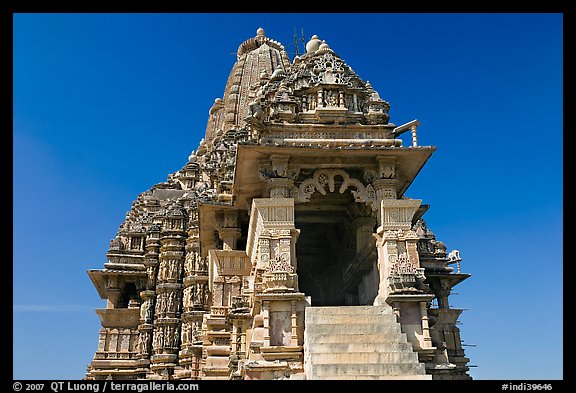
[85,28,472,380]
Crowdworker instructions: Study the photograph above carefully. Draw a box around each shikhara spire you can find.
[86,28,472,380]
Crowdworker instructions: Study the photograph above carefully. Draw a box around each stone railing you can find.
[392,119,420,147]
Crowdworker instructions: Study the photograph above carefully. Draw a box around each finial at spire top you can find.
[306,34,322,54]
[256,27,265,37]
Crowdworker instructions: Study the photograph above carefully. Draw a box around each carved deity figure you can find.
[168,261,181,280]
[145,299,154,322]
[158,261,167,281]
[119,332,130,351]
[153,327,164,351]
[140,299,148,321]
[325,90,338,106]
[199,255,207,272]
[181,322,191,345]
[138,331,149,354]
[183,287,192,308]
[146,266,156,288]
[184,251,195,276]
[155,293,166,315]
[167,292,175,313]
[191,321,201,343]
[174,327,180,346]
[192,285,202,305]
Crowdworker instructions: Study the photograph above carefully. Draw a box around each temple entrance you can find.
[295,189,379,306]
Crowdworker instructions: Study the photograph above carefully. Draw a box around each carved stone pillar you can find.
[228,299,251,379]
[144,226,161,290]
[150,205,186,379]
[218,228,241,251]
[373,198,421,306]
[353,216,374,253]
[263,155,294,198]
[217,210,241,251]
[290,300,298,346]
[179,204,208,379]
[419,301,433,348]
[262,300,271,347]
[202,306,231,380]
[245,197,305,377]
[411,124,419,147]
[266,178,294,198]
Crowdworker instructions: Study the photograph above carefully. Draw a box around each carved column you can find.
[179,204,207,380]
[353,216,374,254]
[201,305,231,380]
[373,194,436,353]
[202,246,251,379]
[373,198,422,304]
[150,205,186,379]
[410,124,419,147]
[419,301,433,347]
[266,178,294,198]
[263,155,294,198]
[290,300,298,346]
[217,210,241,251]
[228,297,251,379]
[262,300,271,347]
[246,197,305,376]
[134,226,161,376]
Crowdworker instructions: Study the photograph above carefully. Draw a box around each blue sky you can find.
[13,13,563,380]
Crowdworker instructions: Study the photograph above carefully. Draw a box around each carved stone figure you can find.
[181,322,191,345]
[167,292,175,313]
[138,331,150,354]
[153,327,164,351]
[140,300,148,321]
[448,249,461,262]
[184,252,194,276]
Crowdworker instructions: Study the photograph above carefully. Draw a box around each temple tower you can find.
[86,28,471,380]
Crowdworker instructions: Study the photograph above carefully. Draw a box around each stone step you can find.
[311,362,427,377]
[305,323,401,335]
[307,342,416,354]
[305,314,399,325]
[304,332,408,344]
[304,306,429,380]
[305,306,394,315]
[310,351,420,364]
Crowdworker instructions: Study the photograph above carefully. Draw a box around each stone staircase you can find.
[304,305,431,380]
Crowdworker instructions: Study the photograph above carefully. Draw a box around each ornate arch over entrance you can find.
[292,168,377,209]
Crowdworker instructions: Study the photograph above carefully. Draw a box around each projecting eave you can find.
[426,272,471,288]
[232,142,436,211]
[88,269,108,299]
[197,202,239,259]
[87,269,147,300]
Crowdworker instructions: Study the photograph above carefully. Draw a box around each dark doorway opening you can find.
[295,189,378,306]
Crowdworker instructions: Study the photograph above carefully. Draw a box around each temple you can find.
[85,28,472,380]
